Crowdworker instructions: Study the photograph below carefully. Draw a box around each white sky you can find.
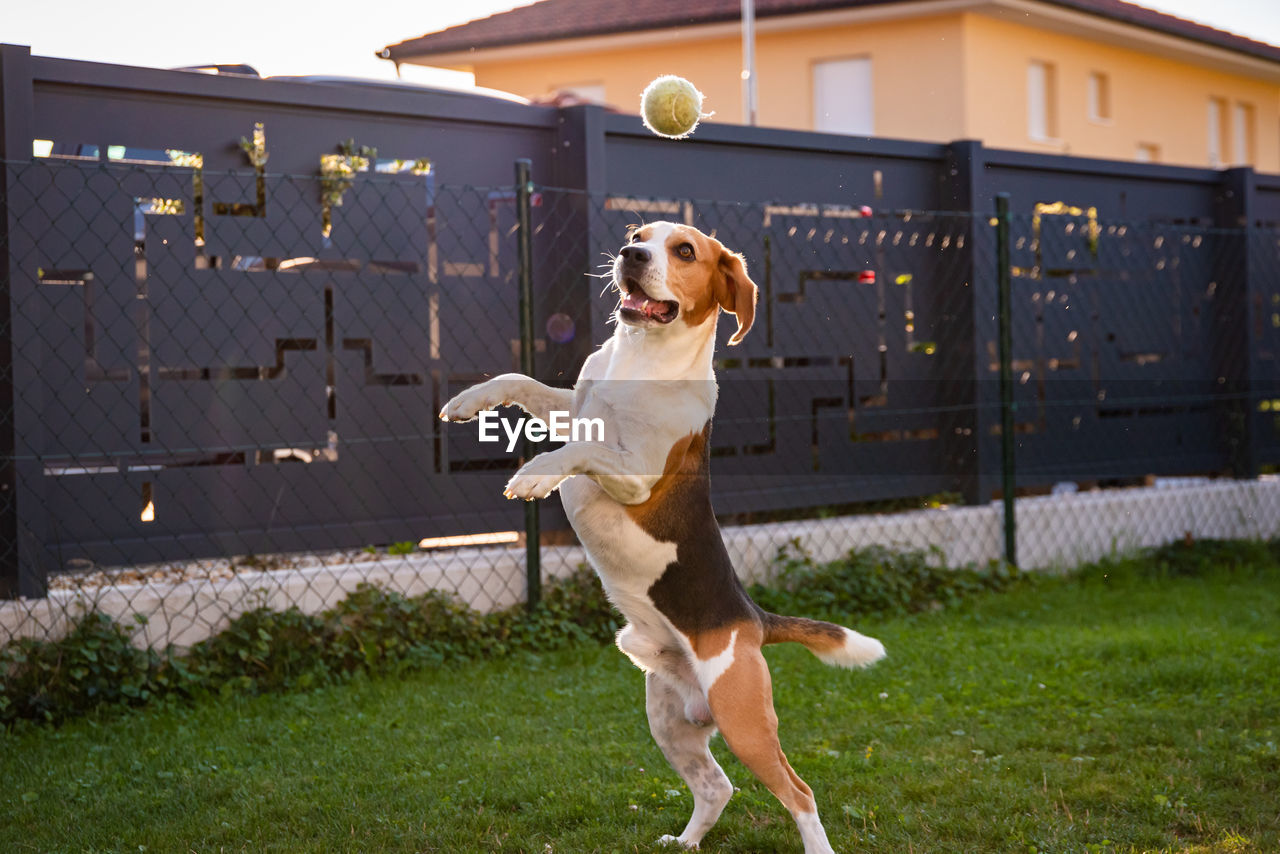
[1,0,1278,88]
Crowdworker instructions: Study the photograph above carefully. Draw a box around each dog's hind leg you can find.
[646,672,733,849]
[704,639,835,854]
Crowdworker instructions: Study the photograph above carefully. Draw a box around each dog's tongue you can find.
[623,291,661,316]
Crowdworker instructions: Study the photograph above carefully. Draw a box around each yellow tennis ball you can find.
[641,75,707,139]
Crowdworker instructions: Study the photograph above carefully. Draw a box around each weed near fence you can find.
[5,536,1274,728]
[0,565,618,726]
[1,544,1026,727]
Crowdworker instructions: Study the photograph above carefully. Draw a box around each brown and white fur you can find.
[441,222,885,853]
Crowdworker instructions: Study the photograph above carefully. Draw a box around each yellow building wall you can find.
[459,11,1279,170]
[472,34,745,124]
[960,14,1279,170]
[468,13,967,142]
[760,14,966,142]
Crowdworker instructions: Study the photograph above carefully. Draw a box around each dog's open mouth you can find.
[618,284,679,325]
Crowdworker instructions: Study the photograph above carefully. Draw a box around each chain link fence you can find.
[2,155,1277,648]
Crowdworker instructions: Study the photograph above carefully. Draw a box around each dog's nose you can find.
[619,244,651,265]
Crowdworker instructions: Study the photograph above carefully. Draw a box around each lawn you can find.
[1,557,1277,853]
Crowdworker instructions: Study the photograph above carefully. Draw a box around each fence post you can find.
[1214,167,1258,479]
[515,158,542,610]
[532,104,606,549]
[0,45,34,598]
[939,140,997,505]
[994,193,1017,567]
[549,104,607,378]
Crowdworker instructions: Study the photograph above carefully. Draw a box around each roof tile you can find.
[380,0,1280,66]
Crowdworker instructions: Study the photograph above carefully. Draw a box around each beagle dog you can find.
[441,222,885,853]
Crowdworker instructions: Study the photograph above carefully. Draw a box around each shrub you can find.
[328,584,498,671]
[494,566,623,653]
[1147,537,1279,577]
[35,534,1278,728]
[748,541,1022,620]
[1077,536,1280,584]
[0,612,179,724]
[184,606,333,694]
[1,565,619,726]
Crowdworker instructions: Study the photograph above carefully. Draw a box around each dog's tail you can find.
[760,611,886,669]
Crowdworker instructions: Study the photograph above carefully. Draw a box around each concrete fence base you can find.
[3,478,1277,649]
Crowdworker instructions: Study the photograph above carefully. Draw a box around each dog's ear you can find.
[715,249,758,346]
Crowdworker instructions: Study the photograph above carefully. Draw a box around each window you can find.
[1088,71,1111,122]
[1233,102,1255,165]
[1028,60,1057,141]
[1135,143,1160,163]
[813,57,873,135]
[1207,97,1227,167]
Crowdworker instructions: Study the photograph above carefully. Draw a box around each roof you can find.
[379,0,1280,67]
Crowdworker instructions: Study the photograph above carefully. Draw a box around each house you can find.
[378,0,1280,171]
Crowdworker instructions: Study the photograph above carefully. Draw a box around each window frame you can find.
[812,55,875,136]
[1087,71,1112,124]
[1027,59,1058,142]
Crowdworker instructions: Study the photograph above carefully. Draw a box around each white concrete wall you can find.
[2,478,1276,648]
[1014,479,1280,569]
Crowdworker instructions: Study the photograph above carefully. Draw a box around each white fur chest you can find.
[558,476,675,629]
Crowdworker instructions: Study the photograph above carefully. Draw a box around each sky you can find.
[1,0,1279,89]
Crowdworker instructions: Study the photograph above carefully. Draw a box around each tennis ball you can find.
[641,75,708,139]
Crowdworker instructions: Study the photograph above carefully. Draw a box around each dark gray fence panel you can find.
[28,57,560,186]
[3,51,564,580]
[1004,215,1227,484]
[982,149,1222,222]
[1250,176,1280,471]
[978,151,1256,487]
[602,115,948,209]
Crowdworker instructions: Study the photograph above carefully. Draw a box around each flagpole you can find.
[742,0,758,125]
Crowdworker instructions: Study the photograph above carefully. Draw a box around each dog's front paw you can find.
[657,835,698,850]
[503,471,567,501]
[503,458,570,501]
[439,387,496,423]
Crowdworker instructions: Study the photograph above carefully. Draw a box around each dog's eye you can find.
[676,243,695,260]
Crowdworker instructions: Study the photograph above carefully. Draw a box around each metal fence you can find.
[2,151,1277,648]
[1,45,1278,649]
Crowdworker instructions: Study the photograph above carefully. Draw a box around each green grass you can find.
[1,557,1277,853]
